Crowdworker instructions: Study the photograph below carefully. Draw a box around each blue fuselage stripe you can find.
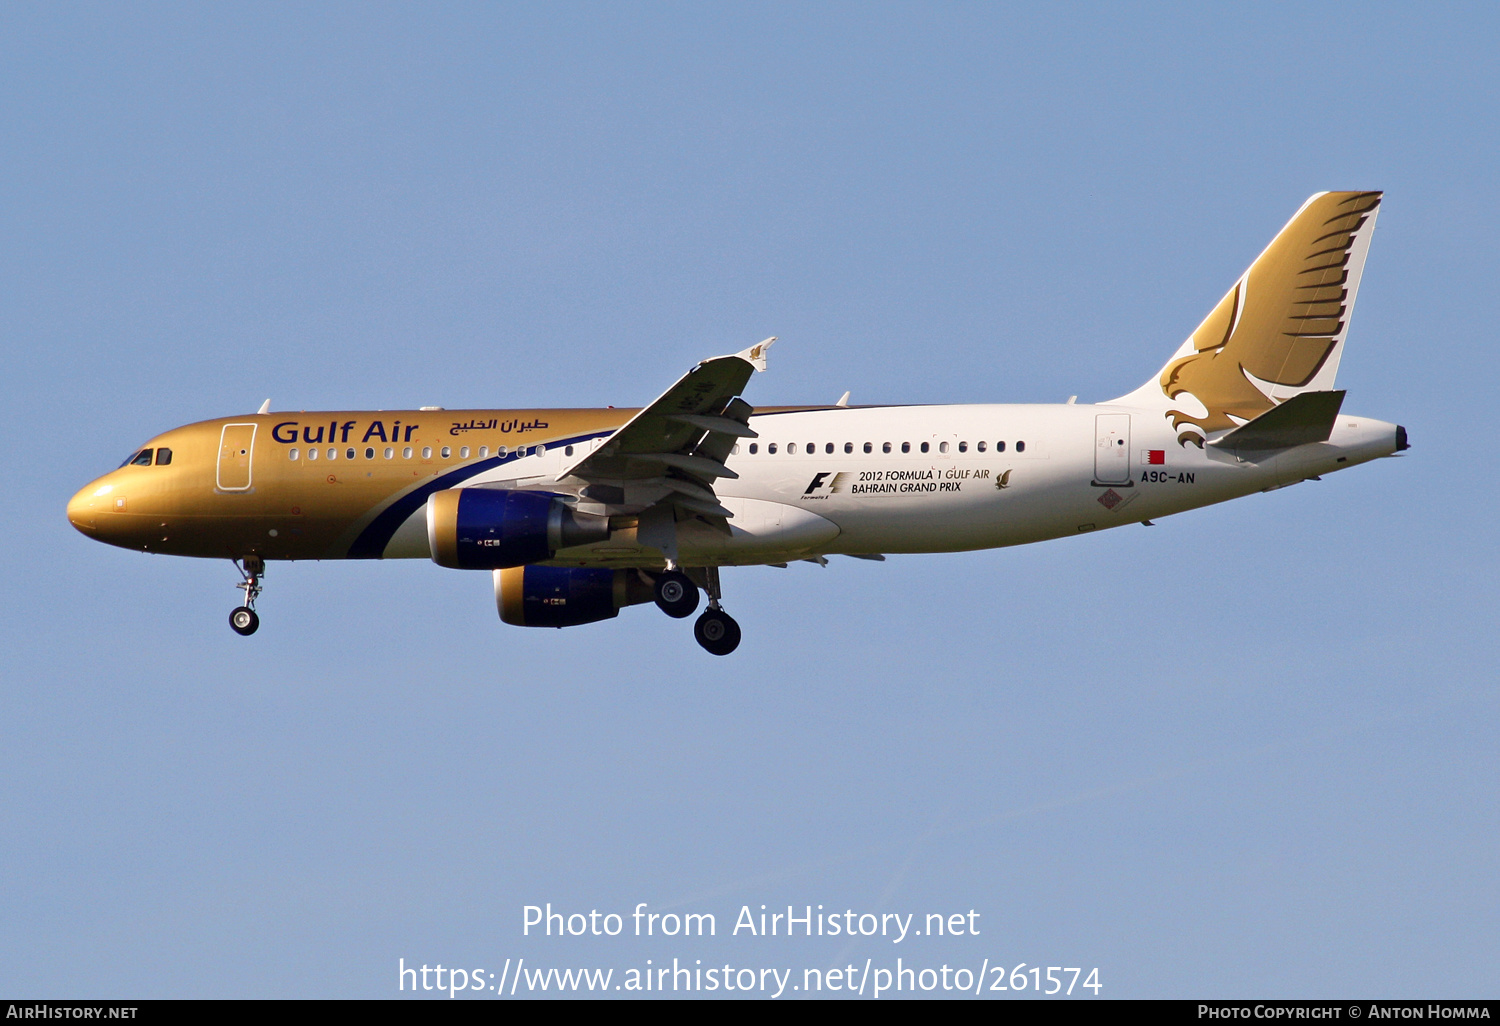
[346,432,608,559]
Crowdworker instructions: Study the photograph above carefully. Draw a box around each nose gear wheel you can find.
[229,557,265,636]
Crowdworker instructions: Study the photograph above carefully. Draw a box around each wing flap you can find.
[627,451,739,480]
[556,342,772,534]
[666,413,758,438]
[690,398,753,467]
[558,341,772,482]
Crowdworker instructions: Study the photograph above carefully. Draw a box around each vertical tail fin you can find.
[1113,191,1382,446]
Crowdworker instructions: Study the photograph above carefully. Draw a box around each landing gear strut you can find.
[229,556,264,636]
[693,567,741,656]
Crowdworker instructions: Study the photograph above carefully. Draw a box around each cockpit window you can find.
[130,449,154,466]
[155,448,172,466]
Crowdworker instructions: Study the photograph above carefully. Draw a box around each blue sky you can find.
[3,2,1496,998]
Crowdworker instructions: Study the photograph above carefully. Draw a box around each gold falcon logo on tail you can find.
[1156,191,1381,446]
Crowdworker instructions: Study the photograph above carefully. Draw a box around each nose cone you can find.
[67,478,109,535]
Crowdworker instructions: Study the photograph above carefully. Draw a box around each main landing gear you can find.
[693,607,741,657]
[654,566,741,656]
[229,556,264,636]
[653,570,700,619]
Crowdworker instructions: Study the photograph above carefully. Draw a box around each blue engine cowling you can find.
[427,488,609,569]
[494,565,654,627]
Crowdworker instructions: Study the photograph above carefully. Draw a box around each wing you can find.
[555,338,774,535]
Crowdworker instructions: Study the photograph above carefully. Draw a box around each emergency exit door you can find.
[1094,414,1131,485]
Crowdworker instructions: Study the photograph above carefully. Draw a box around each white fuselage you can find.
[387,403,1401,567]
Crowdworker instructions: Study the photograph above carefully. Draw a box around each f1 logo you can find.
[803,472,832,495]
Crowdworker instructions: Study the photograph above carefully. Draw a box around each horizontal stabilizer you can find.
[1210,390,1345,451]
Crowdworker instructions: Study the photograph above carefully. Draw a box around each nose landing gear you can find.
[229,556,264,636]
[229,606,259,635]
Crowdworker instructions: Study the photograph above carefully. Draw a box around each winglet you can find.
[735,337,776,372]
[256,399,271,415]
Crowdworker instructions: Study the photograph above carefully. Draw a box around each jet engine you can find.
[427,488,609,569]
[494,565,655,627]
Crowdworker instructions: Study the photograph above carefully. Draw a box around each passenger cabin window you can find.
[384,447,394,459]
[422,447,433,459]
[883,443,892,453]
[788,443,797,454]
[155,448,172,465]
[289,448,300,461]
[863,442,872,454]
[497,445,508,457]
[131,449,153,466]
[825,443,834,454]
[957,441,966,453]
[1016,440,1026,452]
[996,441,1006,452]
[346,448,356,460]
[479,446,489,457]
[308,448,319,460]
[977,441,986,452]
[939,441,948,454]
[901,442,910,453]
[440,446,451,459]
[564,446,573,456]
[748,443,758,454]
[364,447,375,459]
[403,447,413,459]
[921,442,930,453]
[768,443,777,454]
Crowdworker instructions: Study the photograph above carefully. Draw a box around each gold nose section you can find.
[66,480,106,533]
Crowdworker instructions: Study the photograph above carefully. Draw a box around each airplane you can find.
[67,191,1405,655]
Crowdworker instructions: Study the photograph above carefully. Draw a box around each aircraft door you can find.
[217,423,257,492]
[1094,414,1131,485]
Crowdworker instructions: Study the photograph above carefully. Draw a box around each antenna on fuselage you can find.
[256,399,271,415]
